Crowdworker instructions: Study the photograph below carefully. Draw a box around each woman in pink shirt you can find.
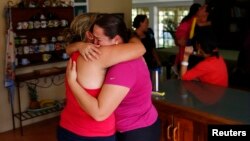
[67,14,160,141]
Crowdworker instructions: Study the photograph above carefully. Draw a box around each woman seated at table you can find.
[180,30,228,87]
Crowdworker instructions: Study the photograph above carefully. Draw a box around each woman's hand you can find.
[79,43,101,61]
[183,46,193,61]
[184,46,194,56]
[66,58,77,84]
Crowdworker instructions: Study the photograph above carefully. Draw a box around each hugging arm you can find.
[65,42,83,56]
[66,37,145,65]
[67,59,129,121]
[99,36,145,68]
[66,42,101,60]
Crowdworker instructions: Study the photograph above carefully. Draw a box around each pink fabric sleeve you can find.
[104,62,136,88]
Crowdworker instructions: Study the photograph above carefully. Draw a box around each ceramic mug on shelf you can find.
[53,20,60,27]
[22,22,29,30]
[17,47,23,55]
[40,14,46,20]
[62,53,69,60]
[20,38,28,45]
[34,21,41,29]
[34,45,40,53]
[57,35,64,42]
[41,37,48,44]
[23,46,30,54]
[47,20,54,28]
[17,22,22,30]
[51,36,57,42]
[45,44,50,52]
[42,54,52,62]
[60,19,68,27]
[39,44,46,52]
[15,37,20,45]
[49,43,55,51]
[41,20,47,28]
[21,58,30,65]
[31,38,38,44]
[29,45,34,54]
[28,21,34,29]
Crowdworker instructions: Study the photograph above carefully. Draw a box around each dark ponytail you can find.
[196,29,219,57]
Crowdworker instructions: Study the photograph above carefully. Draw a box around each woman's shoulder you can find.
[200,56,226,66]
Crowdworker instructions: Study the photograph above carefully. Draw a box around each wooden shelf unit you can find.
[11,7,74,67]
[13,67,66,135]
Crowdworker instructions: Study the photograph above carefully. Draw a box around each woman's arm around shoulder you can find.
[66,42,101,59]
[99,37,145,68]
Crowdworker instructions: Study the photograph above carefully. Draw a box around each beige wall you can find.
[89,0,132,27]
[0,0,132,133]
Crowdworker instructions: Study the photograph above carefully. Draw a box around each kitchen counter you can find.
[153,79,250,124]
[153,79,250,140]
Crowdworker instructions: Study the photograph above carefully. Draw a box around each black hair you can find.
[94,14,129,43]
[196,29,219,57]
[181,3,201,23]
[132,14,147,28]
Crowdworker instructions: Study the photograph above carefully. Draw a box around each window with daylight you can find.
[159,7,189,48]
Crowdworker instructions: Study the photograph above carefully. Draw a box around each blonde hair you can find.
[63,13,100,43]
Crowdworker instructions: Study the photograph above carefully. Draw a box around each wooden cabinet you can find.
[11,7,74,68]
[153,99,238,141]
[159,113,194,141]
[157,107,195,141]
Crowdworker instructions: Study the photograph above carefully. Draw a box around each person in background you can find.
[180,29,228,87]
[67,14,161,141]
[189,4,214,69]
[58,13,145,141]
[173,3,201,74]
[132,14,162,70]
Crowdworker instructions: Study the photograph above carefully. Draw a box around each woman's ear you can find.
[113,35,122,44]
[85,31,94,42]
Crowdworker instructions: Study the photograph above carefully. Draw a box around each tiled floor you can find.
[0,117,59,141]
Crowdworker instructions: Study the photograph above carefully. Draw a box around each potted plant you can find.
[27,83,40,109]
[162,18,177,40]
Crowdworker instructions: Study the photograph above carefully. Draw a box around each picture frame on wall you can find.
[74,0,88,16]
[74,5,87,16]
[74,0,86,2]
